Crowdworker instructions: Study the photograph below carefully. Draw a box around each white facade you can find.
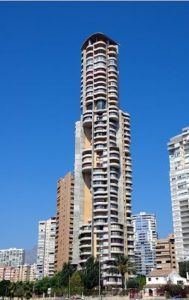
[168,127,189,262]
[146,269,189,286]
[132,212,157,275]
[36,217,56,279]
[0,248,24,267]
[72,33,134,286]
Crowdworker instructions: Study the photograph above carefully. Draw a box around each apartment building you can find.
[36,217,56,279]
[168,127,189,262]
[0,248,24,267]
[55,173,74,272]
[0,264,36,282]
[132,212,158,275]
[156,234,177,270]
[72,33,134,286]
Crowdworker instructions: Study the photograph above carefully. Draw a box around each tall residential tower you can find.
[168,127,189,262]
[132,212,157,275]
[36,217,56,279]
[72,33,134,286]
[55,173,74,272]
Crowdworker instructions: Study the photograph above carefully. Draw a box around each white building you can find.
[132,212,158,275]
[36,217,56,279]
[168,127,189,262]
[0,248,24,267]
[72,33,134,286]
[145,269,189,295]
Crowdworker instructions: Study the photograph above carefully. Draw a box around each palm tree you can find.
[108,255,134,289]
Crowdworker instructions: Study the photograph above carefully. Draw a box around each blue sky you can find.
[0,2,188,249]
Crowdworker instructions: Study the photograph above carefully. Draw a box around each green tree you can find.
[0,280,10,298]
[108,255,134,289]
[14,281,25,299]
[23,281,34,299]
[126,278,139,289]
[179,260,189,278]
[80,256,99,290]
[70,271,84,295]
[34,277,51,296]
[136,275,146,289]
[58,262,76,287]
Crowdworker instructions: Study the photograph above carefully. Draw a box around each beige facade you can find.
[0,264,36,282]
[55,173,74,272]
[156,234,177,271]
[72,33,134,287]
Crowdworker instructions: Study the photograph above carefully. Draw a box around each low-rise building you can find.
[156,234,177,270]
[145,269,189,296]
[0,264,36,282]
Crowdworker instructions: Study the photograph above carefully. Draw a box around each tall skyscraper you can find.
[168,127,189,262]
[36,217,56,279]
[132,212,157,275]
[55,173,74,272]
[156,234,177,271]
[0,248,24,267]
[72,33,134,286]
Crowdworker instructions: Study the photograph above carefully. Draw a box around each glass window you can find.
[96,100,106,110]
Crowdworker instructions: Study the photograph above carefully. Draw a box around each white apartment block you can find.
[72,33,134,287]
[36,217,56,279]
[0,248,24,267]
[168,127,189,262]
[132,212,158,275]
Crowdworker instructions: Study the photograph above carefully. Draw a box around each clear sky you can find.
[0,2,188,250]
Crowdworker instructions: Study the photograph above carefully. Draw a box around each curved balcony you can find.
[94,88,107,96]
[83,112,92,127]
[110,152,119,160]
[94,144,106,151]
[94,40,107,48]
[94,204,108,211]
[109,111,119,121]
[86,44,93,51]
[94,68,106,76]
[111,240,124,247]
[86,59,93,67]
[86,78,93,85]
[93,188,107,196]
[80,244,91,250]
[86,69,93,76]
[94,123,106,131]
[108,50,117,58]
[80,250,92,256]
[94,134,107,141]
[94,50,106,57]
[108,66,117,73]
[80,236,91,242]
[82,152,92,173]
[86,50,93,58]
[94,74,106,82]
[111,247,124,254]
[109,92,118,100]
[108,72,117,80]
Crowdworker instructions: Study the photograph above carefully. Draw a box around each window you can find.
[86,103,93,111]
[96,100,106,110]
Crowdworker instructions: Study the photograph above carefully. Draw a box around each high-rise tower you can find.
[73,33,134,286]
[132,212,157,275]
[55,173,74,272]
[168,127,189,263]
